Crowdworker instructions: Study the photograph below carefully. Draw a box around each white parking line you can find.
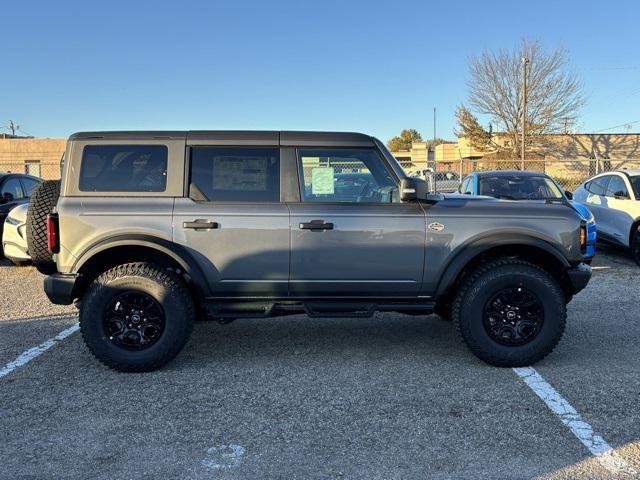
[514,367,637,477]
[0,324,79,380]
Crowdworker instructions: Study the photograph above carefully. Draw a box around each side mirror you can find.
[400,177,428,202]
[614,191,629,200]
[564,190,573,200]
[1,192,14,203]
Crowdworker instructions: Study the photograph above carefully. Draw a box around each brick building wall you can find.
[0,138,66,179]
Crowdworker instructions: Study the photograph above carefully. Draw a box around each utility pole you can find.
[433,107,436,142]
[7,120,19,137]
[521,57,530,170]
[432,107,437,172]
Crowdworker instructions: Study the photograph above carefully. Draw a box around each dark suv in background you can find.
[0,173,42,255]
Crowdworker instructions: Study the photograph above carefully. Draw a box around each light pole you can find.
[521,57,530,170]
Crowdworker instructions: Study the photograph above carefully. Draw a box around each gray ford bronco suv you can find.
[29,131,592,372]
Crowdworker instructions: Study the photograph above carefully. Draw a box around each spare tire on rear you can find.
[26,180,61,275]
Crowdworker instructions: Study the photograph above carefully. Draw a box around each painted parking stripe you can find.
[514,367,637,477]
[0,324,79,380]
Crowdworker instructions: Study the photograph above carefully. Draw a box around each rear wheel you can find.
[80,262,195,372]
[26,180,61,274]
[452,258,566,367]
[631,224,640,267]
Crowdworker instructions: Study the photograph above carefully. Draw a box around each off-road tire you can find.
[452,258,566,367]
[26,180,61,275]
[631,224,640,267]
[80,262,195,372]
[434,302,452,322]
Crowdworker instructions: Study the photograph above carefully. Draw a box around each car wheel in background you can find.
[452,258,566,367]
[26,180,61,275]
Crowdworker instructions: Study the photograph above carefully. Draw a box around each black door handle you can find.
[299,220,334,231]
[183,219,218,230]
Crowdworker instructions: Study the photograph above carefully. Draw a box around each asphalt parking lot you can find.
[1,245,639,480]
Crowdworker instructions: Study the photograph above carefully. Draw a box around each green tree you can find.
[387,129,423,151]
[455,105,493,150]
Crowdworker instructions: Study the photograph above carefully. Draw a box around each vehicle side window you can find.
[1,178,24,200]
[587,176,610,196]
[630,176,640,199]
[79,145,168,192]
[460,177,472,194]
[190,147,280,202]
[20,178,41,197]
[605,176,629,198]
[297,148,398,203]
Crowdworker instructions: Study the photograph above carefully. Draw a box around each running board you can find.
[204,300,435,320]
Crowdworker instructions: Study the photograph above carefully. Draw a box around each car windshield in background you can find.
[478,176,564,200]
[629,175,640,198]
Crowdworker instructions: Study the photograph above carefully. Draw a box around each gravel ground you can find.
[0,247,638,480]
[0,258,76,320]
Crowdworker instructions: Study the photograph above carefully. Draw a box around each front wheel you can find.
[452,259,566,367]
[80,262,195,372]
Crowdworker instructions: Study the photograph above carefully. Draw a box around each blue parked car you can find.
[459,170,597,261]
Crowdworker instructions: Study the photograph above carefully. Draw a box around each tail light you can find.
[47,214,60,254]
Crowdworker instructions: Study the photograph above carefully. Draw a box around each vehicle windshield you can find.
[630,175,640,198]
[478,175,564,200]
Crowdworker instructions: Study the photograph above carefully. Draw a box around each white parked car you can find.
[2,203,30,265]
[573,169,640,265]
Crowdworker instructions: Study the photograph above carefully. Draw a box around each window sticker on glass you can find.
[311,167,335,195]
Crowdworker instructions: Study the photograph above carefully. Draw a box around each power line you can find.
[594,119,640,133]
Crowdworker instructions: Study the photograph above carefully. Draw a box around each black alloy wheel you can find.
[483,287,544,346]
[104,291,165,350]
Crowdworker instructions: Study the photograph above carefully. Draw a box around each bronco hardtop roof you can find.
[68,130,375,147]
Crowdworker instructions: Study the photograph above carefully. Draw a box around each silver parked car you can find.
[2,203,30,265]
[573,169,640,265]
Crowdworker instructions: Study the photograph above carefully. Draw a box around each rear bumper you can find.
[44,273,77,305]
[567,262,592,294]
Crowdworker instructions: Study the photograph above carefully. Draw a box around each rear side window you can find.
[586,176,610,196]
[190,147,280,202]
[605,176,629,198]
[1,178,24,199]
[460,177,472,194]
[21,177,41,197]
[79,145,168,192]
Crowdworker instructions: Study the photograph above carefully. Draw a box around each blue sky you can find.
[2,0,639,141]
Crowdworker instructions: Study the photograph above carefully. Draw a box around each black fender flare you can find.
[435,233,571,299]
[71,234,212,298]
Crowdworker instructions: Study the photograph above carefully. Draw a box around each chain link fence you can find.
[0,161,63,180]
[428,158,640,191]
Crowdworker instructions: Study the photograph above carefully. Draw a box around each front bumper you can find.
[44,273,78,305]
[567,262,592,294]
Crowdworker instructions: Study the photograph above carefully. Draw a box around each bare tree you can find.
[457,39,585,157]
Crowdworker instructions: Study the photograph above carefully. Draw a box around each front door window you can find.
[297,149,398,203]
